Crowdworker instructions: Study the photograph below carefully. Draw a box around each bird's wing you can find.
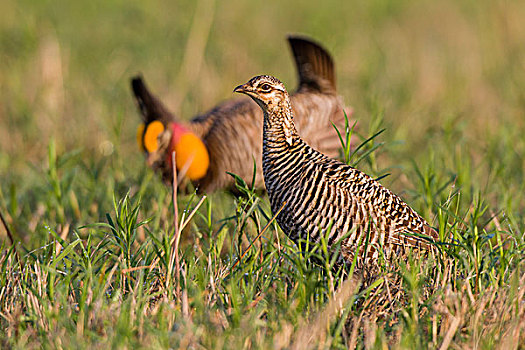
[319,158,439,250]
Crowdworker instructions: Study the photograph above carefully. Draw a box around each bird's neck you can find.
[261,99,301,197]
[261,99,305,200]
[169,122,187,145]
[262,99,299,147]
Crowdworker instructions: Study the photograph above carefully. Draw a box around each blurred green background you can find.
[1,0,524,223]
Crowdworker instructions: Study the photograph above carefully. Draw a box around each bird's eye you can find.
[259,83,271,92]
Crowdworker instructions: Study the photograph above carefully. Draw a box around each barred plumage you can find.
[132,36,350,193]
[234,75,439,270]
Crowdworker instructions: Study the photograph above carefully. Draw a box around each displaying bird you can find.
[132,36,349,193]
[233,75,439,272]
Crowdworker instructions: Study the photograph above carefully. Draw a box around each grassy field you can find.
[1,0,525,348]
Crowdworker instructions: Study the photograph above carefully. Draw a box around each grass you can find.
[1,0,525,348]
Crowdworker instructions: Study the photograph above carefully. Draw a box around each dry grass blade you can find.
[289,277,360,350]
[172,152,180,239]
[0,210,15,246]
[229,201,287,273]
[177,155,194,185]
[181,267,190,320]
[135,173,206,276]
[54,222,70,256]
[347,309,366,350]
[179,195,208,232]
[0,209,23,268]
[167,151,181,297]
[439,315,462,350]
[121,194,207,275]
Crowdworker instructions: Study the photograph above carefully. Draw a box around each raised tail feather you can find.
[287,35,336,94]
[130,75,176,125]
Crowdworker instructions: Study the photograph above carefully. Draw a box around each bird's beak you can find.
[233,83,248,94]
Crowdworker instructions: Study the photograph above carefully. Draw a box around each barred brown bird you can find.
[234,75,439,271]
[132,36,349,193]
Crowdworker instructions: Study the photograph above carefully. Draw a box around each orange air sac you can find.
[169,124,210,181]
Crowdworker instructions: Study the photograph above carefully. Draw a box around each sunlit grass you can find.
[1,0,525,348]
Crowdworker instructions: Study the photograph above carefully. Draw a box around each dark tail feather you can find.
[287,35,336,94]
[130,75,176,124]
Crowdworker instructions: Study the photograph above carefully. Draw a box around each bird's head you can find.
[233,75,290,115]
[137,121,209,181]
[234,75,297,145]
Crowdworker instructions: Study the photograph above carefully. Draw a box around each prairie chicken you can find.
[132,36,349,193]
[234,75,439,272]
